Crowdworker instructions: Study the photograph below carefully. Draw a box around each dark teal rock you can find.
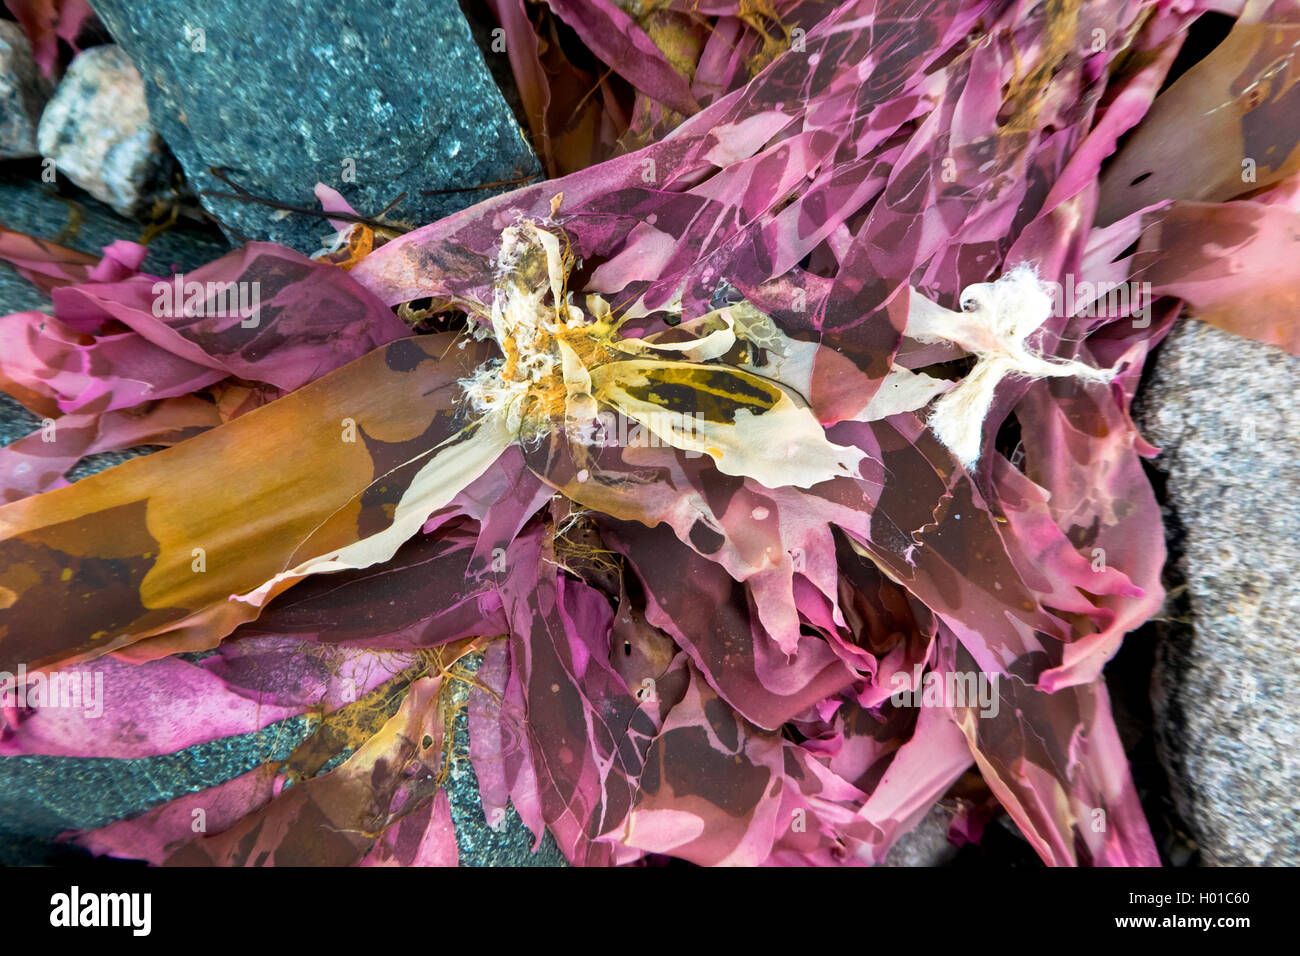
[87,0,539,252]
[0,177,232,315]
[0,717,314,865]
[443,657,566,866]
[0,179,230,476]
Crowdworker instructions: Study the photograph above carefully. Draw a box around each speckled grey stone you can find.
[0,258,47,316]
[0,177,228,476]
[1134,318,1300,866]
[0,392,38,448]
[88,0,539,252]
[0,176,231,308]
[443,655,566,866]
[36,45,173,216]
[0,21,50,160]
[0,716,313,864]
[883,805,958,866]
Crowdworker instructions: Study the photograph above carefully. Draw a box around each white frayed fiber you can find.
[906,265,1118,468]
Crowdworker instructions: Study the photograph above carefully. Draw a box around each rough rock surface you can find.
[0,178,230,476]
[1134,318,1300,866]
[0,714,312,865]
[0,21,50,160]
[88,0,540,252]
[0,178,230,313]
[883,805,959,866]
[443,657,567,866]
[36,45,172,216]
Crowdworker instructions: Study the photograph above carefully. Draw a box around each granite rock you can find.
[1134,318,1300,866]
[883,805,959,866]
[0,20,50,160]
[88,0,540,253]
[36,44,173,216]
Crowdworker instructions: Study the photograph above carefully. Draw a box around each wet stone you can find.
[1134,318,1300,866]
[0,20,50,160]
[36,45,173,216]
[88,0,540,252]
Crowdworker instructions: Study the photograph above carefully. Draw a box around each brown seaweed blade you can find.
[0,334,498,671]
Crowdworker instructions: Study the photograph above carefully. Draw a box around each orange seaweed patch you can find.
[0,334,493,672]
